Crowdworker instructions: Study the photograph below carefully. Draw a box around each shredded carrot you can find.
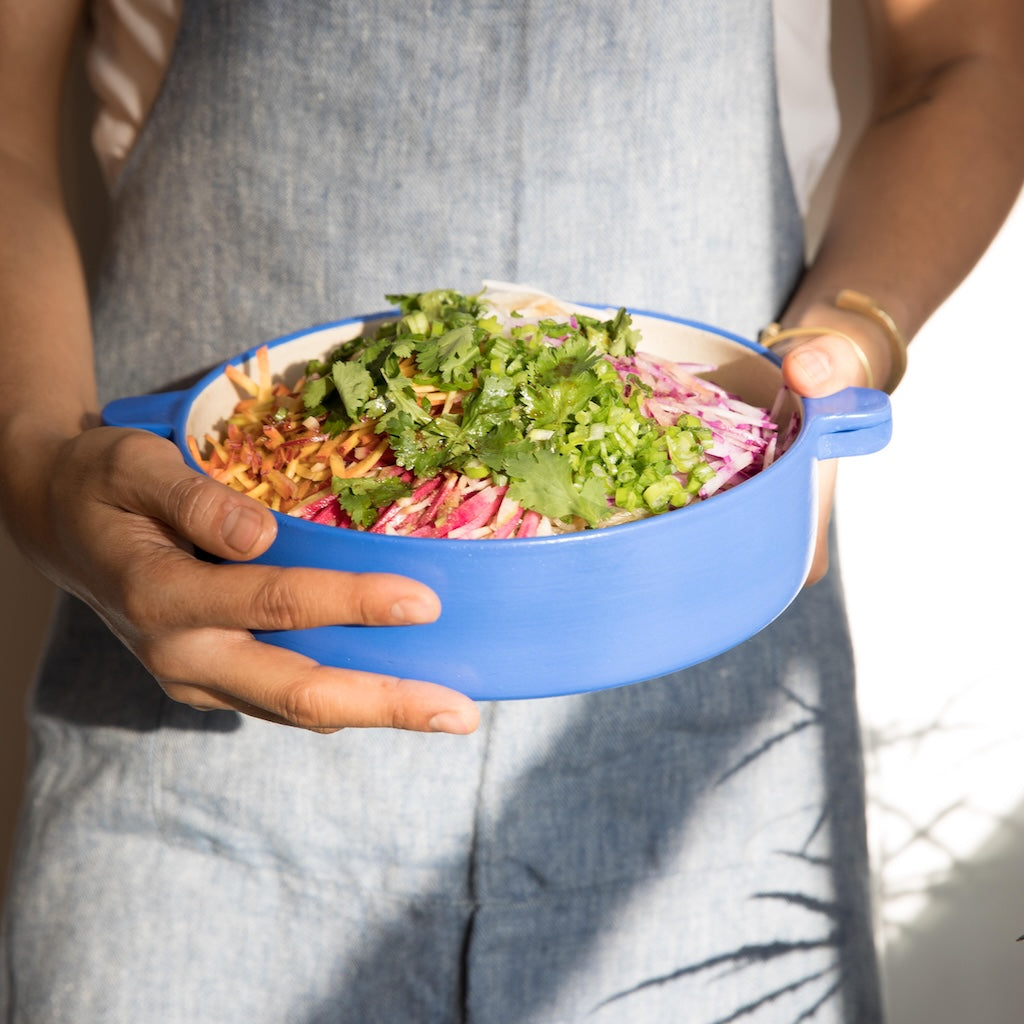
[224,363,260,398]
[187,435,206,467]
[256,346,272,401]
[263,424,287,450]
[316,435,343,460]
[338,429,371,456]
[266,468,297,501]
[337,438,389,479]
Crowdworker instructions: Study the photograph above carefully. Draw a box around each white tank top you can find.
[85,0,837,211]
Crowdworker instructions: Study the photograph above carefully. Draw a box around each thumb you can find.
[777,326,879,398]
[116,430,279,560]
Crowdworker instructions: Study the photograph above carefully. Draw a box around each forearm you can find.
[0,154,97,422]
[781,0,1024,398]
[0,157,99,540]
[0,0,96,459]
[792,61,1024,336]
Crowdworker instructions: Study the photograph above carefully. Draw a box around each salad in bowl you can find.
[102,283,891,699]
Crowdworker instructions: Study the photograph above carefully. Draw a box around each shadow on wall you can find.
[879,801,1024,1023]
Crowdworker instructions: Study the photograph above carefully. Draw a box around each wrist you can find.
[773,294,907,394]
[0,411,95,544]
[834,289,909,393]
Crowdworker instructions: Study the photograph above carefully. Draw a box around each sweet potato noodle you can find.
[189,287,797,539]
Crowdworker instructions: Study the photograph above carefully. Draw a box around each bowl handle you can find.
[101,391,188,440]
[802,386,892,460]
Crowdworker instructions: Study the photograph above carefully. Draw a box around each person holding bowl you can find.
[1,1,1021,1020]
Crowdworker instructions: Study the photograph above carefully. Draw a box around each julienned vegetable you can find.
[188,288,795,538]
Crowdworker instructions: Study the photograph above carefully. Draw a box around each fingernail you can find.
[428,710,474,734]
[221,504,265,553]
[793,348,832,388]
[391,595,438,624]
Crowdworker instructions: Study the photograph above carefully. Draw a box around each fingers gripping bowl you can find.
[102,293,891,700]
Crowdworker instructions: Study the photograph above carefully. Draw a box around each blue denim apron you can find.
[2,2,883,1021]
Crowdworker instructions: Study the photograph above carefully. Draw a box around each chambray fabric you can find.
[2,2,883,1022]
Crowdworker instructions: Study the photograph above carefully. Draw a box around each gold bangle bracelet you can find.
[759,323,876,391]
[834,289,908,394]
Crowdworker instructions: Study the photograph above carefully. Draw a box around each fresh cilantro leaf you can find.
[505,448,610,526]
[388,426,452,478]
[473,420,531,474]
[331,361,375,422]
[556,333,604,378]
[330,476,412,529]
[301,374,333,411]
[459,372,516,437]
[375,373,434,432]
[415,325,482,383]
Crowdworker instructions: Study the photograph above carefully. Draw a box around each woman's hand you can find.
[6,425,480,734]
[769,301,896,585]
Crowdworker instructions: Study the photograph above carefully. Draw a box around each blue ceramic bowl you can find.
[102,306,891,700]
